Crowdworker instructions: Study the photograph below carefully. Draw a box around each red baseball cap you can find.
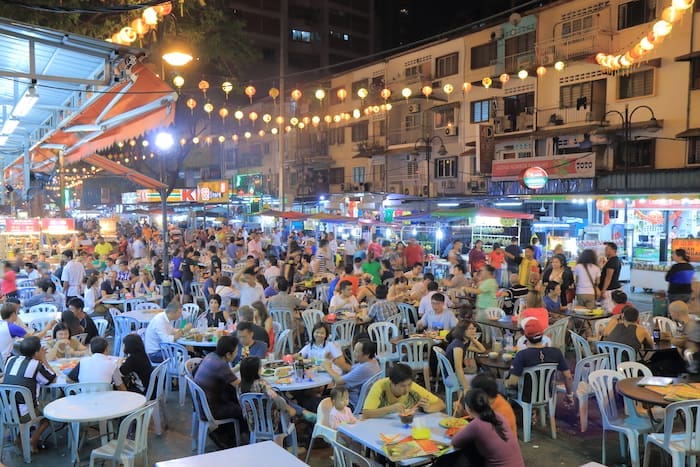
[523,318,546,338]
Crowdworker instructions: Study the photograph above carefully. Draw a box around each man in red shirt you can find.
[403,238,424,269]
[2,261,18,299]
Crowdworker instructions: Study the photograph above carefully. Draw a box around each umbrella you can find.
[307,213,358,223]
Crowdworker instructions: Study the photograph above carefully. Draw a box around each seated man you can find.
[67,337,125,389]
[194,335,242,448]
[499,273,529,315]
[267,277,304,310]
[3,336,56,452]
[602,305,654,351]
[322,339,381,409]
[67,297,99,345]
[366,284,399,323]
[0,302,54,363]
[669,300,692,347]
[23,279,65,311]
[506,319,573,404]
[416,293,457,331]
[233,322,268,365]
[362,362,445,419]
[235,305,269,346]
[144,301,189,363]
[329,280,359,314]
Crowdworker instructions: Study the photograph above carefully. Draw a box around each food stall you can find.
[0,219,42,259]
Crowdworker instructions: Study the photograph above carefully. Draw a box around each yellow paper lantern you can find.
[186,97,197,111]
[536,66,547,77]
[192,137,200,144]
[640,37,654,51]
[218,135,225,143]
[130,18,149,37]
[290,117,299,126]
[653,20,673,37]
[249,111,258,123]
[203,102,214,116]
[442,83,454,95]
[291,89,302,101]
[385,103,392,111]
[333,115,341,123]
[314,89,326,101]
[401,87,412,99]
[198,80,210,97]
[324,115,332,123]
[118,27,137,44]
[275,116,284,125]
[219,108,229,120]
[143,7,159,26]
[312,115,321,126]
[421,85,432,99]
[269,87,280,101]
[595,53,606,65]
[262,113,272,124]
[554,61,566,71]
[244,131,252,139]
[482,77,492,88]
[462,82,472,93]
[232,134,239,142]
[222,81,233,98]
[336,88,348,102]
[662,6,682,22]
[517,70,528,80]
[672,0,694,10]
[234,110,244,124]
[302,116,311,125]
[352,109,361,118]
[357,88,369,100]
[380,88,392,101]
[244,85,256,103]
[298,122,305,129]
[285,126,292,133]
[499,73,510,83]
[271,127,278,135]
[258,130,266,137]
[155,3,172,15]
[372,105,380,113]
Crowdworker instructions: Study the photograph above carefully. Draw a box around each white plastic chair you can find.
[301,309,324,342]
[569,330,592,362]
[272,321,282,343]
[543,318,569,354]
[159,342,189,406]
[88,401,156,467]
[368,322,399,372]
[589,369,653,467]
[186,376,241,454]
[28,303,58,314]
[617,361,664,421]
[305,397,337,463]
[17,287,35,302]
[113,315,141,357]
[559,353,609,432]
[396,303,418,329]
[134,302,160,311]
[64,382,112,395]
[486,307,505,320]
[643,399,700,467]
[397,337,432,387]
[618,361,653,378]
[0,384,42,463]
[239,392,297,455]
[330,319,356,354]
[145,360,170,436]
[124,298,146,312]
[191,283,208,312]
[93,318,109,337]
[73,333,88,345]
[596,341,636,372]
[433,347,463,416]
[316,284,330,303]
[181,303,202,325]
[353,370,384,416]
[653,316,677,336]
[386,312,403,329]
[270,307,298,348]
[173,278,184,301]
[28,314,55,333]
[593,317,613,338]
[331,439,380,467]
[510,363,559,443]
[274,329,294,359]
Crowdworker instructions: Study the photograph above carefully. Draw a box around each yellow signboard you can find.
[197,180,230,203]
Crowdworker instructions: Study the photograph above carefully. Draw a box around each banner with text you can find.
[491,153,595,181]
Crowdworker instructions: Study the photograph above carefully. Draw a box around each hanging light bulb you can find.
[421,85,432,99]
[249,111,258,124]
[203,102,214,118]
[554,61,566,71]
[262,114,272,125]
[244,131,252,139]
[219,108,229,123]
[518,70,528,80]
[173,75,184,90]
[192,137,200,144]
[218,135,226,143]
[298,122,305,129]
[324,115,332,123]
[401,87,412,100]
[482,77,492,88]
[462,82,472,93]
[336,88,348,102]
[234,110,244,125]
[380,88,391,101]
[275,116,284,125]
[442,83,454,96]
[222,81,233,99]
[232,134,239,142]
[258,129,266,137]
[291,89,302,101]
[536,66,547,77]
[290,116,299,126]
[198,80,210,98]
[186,97,197,114]
[333,114,342,123]
[244,85,256,103]
[269,87,280,102]
[312,115,321,126]
[271,127,278,135]
[315,89,326,101]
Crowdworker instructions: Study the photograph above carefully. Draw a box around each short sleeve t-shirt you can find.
[600,256,622,290]
[342,359,381,408]
[363,378,440,411]
[194,352,238,412]
[509,346,568,402]
[476,278,498,310]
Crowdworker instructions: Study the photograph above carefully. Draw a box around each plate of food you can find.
[274,366,293,378]
[439,417,469,429]
[263,360,288,369]
[261,368,276,377]
[276,376,293,385]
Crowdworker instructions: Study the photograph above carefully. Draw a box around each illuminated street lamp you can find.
[155,130,175,303]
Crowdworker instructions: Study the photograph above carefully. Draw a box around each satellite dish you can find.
[509,13,522,26]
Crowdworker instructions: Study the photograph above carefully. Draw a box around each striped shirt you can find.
[3,355,56,414]
[368,300,400,322]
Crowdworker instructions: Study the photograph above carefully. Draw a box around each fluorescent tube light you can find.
[437,202,459,207]
[0,135,8,145]
[494,201,522,207]
[12,86,39,117]
[1,118,20,135]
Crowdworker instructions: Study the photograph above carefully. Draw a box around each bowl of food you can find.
[488,351,499,360]
[502,353,513,363]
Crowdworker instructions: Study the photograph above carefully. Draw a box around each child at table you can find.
[328,387,358,429]
[46,323,88,360]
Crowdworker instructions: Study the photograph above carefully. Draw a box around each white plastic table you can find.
[103,294,162,310]
[337,412,453,466]
[121,309,162,325]
[45,356,121,388]
[177,337,218,348]
[264,372,333,391]
[43,391,146,463]
[155,440,309,466]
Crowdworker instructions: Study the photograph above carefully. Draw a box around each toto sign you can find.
[520,166,549,190]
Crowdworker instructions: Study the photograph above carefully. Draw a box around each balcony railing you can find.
[536,105,604,128]
[535,28,612,64]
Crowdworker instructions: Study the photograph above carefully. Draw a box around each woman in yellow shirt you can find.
[362,363,445,419]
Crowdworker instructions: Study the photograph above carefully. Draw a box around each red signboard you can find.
[5,219,41,233]
[40,218,75,232]
[672,239,700,263]
[633,199,700,210]
[492,153,595,181]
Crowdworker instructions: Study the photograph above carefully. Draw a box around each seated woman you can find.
[251,301,275,351]
[449,389,525,467]
[543,281,563,313]
[387,276,411,303]
[238,356,317,423]
[602,305,653,351]
[362,363,445,419]
[299,322,351,372]
[215,275,240,312]
[445,320,486,390]
[119,334,153,394]
[356,274,378,304]
[45,323,88,360]
[133,269,156,297]
[207,294,232,328]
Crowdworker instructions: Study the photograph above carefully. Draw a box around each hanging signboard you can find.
[5,219,41,233]
[520,166,549,190]
[492,153,595,181]
[672,238,700,262]
[197,181,230,203]
[40,218,75,232]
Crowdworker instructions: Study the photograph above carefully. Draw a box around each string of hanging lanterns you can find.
[595,0,694,71]
[106,2,173,45]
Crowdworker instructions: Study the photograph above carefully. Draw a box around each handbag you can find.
[583,265,601,298]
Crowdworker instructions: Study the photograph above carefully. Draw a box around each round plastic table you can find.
[264,372,333,391]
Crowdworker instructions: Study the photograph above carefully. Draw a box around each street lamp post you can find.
[155,131,175,305]
[600,104,658,192]
[413,136,447,212]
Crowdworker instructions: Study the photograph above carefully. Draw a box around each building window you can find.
[263,143,271,154]
[619,69,654,99]
[407,160,419,177]
[614,138,655,168]
[560,82,592,108]
[291,29,312,42]
[470,42,497,69]
[689,137,700,165]
[435,52,459,78]
[372,120,386,137]
[405,114,421,130]
[618,0,655,30]
[504,31,535,73]
[353,167,366,184]
[329,30,350,41]
[328,167,344,184]
[433,108,455,129]
[328,127,345,145]
[405,65,420,78]
[351,122,368,142]
[435,157,458,178]
[351,79,368,100]
[561,15,594,38]
[692,58,700,90]
[471,99,491,123]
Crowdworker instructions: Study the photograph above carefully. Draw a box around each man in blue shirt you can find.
[322,339,381,408]
[233,322,268,364]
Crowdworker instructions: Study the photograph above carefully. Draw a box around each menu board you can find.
[40,218,75,232]
[672,239,700,263]
[5,219,41,234]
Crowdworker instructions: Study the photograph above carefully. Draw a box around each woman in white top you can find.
[215,275,239,311]
[83,275,103,315]
[133,270,156,297]
[299,322,351,373]
[573,249,601,309]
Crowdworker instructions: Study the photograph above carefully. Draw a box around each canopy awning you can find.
[676,128,700,138]
[432,207,534,220]
[83,154,165,189]
[259,210,307,220]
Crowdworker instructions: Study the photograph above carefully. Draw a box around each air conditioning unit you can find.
[444,126,458,136]
[408,104,421,113]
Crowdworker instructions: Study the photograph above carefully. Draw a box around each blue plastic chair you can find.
[433,347,462,416]
[397,337,432,387]
[510,363,559,442]
[159,342,189,406]
[239,392,298,455]
[113,315,141,357]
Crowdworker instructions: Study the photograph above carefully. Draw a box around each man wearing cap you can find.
[506,318,573,404]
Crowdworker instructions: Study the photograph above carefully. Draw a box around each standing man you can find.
[504,237,522,283]
[404,238,425,269]
[61,249,85,304]
[131,234,147,260]
[270,228,282,259]
[343,237,356,268]
[531,237,544,265]
[247,231,264,261]
[518,246,540,290]
[599,242,622,312]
